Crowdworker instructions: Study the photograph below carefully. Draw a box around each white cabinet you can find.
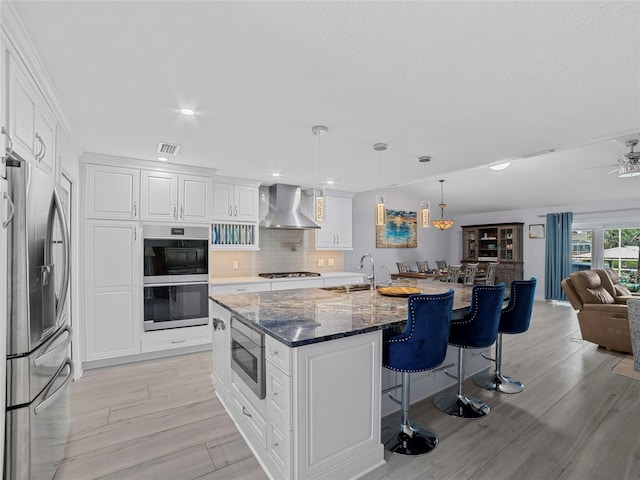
[85,221,141,361]
[5,53,56,173]
[322,274,365,287]
[141,324,211,353]
[270,278,324,291]
[213,307,384,480]
[211,182,258,222]
[315,193,353,250]
[85,164,140,220]
[141,171,210,223]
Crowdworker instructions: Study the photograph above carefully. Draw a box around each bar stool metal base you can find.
[381,415,438,455]
[433,390,490,418]
[473,371,524,394]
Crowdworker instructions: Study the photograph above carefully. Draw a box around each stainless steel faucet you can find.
[359,253,376,290]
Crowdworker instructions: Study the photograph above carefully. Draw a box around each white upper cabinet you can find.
[141,171,210,223]
[212,182,258,222]
[86,164,140,220]
[315,193,353,250]
[5,53,56,173]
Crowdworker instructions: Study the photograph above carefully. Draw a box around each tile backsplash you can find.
[210,228,344,277]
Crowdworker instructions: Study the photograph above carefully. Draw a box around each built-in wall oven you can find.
[143,225,209,331]
[230,315,266,399]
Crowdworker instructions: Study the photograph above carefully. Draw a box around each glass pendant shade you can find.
[375,194,386,226]
[314,187,324,222]
[420,201,430,228]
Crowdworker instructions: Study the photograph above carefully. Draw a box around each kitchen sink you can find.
[320,283,372,293]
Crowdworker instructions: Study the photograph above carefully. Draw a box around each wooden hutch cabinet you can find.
[461,223,524,286]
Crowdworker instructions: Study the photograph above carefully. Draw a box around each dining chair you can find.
[462,264,479,285]
[396,262,412,273]
[445,265,461,283]
[382,290,454,455]
[416,261,430,273]
[436,260,448,270]
[475,262,499,286]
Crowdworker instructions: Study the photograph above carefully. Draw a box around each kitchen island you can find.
[209,282,480,480]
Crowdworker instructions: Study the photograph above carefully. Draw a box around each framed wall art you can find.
[529,224,545,239]
[376,209,417,248]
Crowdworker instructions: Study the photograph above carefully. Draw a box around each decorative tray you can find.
[376,286,423,297]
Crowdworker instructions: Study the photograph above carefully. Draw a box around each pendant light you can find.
[418,156,431,228]
[312,125,328,222]
[374,142,388,226]
[431,179,455,231]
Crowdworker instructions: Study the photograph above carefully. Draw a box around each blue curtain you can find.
[545,212,573,300]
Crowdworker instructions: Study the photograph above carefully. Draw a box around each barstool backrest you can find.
[483,262,499,285]
[383,291,455,372]
[449,283,505,349]
[500,278,537,334]
[436,260,448,270]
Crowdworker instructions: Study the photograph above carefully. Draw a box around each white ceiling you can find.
[9,1,640,215]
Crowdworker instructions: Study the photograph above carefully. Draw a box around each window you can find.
[571,229,593,272]
[603,227,640,283]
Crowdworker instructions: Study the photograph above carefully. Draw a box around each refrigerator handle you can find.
[33,325,72,367]
[34,359,74,416]
[2,190,15,229]
[45,188,71,323]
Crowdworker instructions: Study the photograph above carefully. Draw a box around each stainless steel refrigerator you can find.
[4,158,72,480]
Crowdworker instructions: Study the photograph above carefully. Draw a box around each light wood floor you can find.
[54,301,640,480]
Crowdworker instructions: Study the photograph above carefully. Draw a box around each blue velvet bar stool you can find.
[474,278,537,393]
[433,283,505,418]
[381,290,455,455]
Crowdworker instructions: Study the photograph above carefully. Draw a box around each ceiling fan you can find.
[579,139,640,177]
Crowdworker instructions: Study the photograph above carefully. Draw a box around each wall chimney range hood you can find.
[260,184,320,229]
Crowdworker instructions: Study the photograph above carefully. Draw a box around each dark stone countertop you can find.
[210,281,475,347]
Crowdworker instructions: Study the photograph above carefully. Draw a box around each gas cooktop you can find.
[258,271,321,279]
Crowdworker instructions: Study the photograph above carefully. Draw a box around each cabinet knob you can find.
[242,406,252,418]
[132,201,137,217]
[234,205,238,217]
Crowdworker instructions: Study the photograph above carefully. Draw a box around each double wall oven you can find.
[143,225,209,331]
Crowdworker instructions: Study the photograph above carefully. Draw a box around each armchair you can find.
[561,270,632,354]
[597,268,640,303]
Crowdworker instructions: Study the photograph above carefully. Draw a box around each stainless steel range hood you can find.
[260,184,320,229]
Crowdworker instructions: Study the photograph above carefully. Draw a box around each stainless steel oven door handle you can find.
[33,326,72,367]
[34,359,74,416]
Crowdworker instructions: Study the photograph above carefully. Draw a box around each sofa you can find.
[561,269,634,353]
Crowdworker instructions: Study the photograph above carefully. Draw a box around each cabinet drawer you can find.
[270,278,323,291]
[265,336,292,375]
[141,325,211,353]
[267,415,291,478]
[266,364,292,428]
[210,282,270,294]
[232,383,267,448]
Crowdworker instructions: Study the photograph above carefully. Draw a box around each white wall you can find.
[345,188,453,278]
[347,189,639,300]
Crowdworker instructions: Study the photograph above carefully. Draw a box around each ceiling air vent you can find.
[157,142,181,156]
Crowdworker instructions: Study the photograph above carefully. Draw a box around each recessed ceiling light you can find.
[326,180,335,185]
[271,173,280,177]
[180,108,195,116]
[489,162,511,171]
[158,156,168,162]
